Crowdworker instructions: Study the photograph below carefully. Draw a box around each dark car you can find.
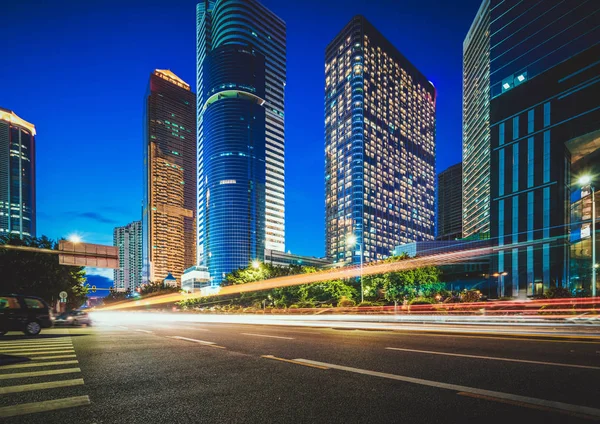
[0,294,54,336]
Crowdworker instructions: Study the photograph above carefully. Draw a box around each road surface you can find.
[1,319,599,423]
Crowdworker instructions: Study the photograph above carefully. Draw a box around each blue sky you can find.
[1,0,481,281]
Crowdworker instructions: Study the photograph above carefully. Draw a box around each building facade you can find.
[462,0,490,239]
[264,249,332,269]
[0,108,35,239]
[437,162,463,241]
[113,221,142,292]
[489,0,600,298]
[325,15,436,267]
[142,69,197,285]
[196,0,286,284]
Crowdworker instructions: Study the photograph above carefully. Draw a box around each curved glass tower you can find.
[197,0,286,284]
[0,108,36,238]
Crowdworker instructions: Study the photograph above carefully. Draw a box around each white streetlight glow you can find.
[578,175,592,185]
[252,260,260,269]
[346,234,357,247]
[68,234,82,243]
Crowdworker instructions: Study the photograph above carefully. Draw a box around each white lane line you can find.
[166,336,215,345]
[1,360,79,369]
[134,329,153,334]
[0,368,81,380]
[385,347,600,370]
[0,395,90,418]
[241,333,295,340]
[0,343,73,349]
[294,358,600,419]
[34,354,77,360]
[0,346,73,352]
[0,339,72,344]
[0,378,85,395]
[0,350,75,356]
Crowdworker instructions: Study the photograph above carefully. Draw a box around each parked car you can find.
[54,310,92,327]
[0,294,54,336]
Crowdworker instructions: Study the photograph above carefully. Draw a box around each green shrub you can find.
[544,287,571,299]
[337,296,356,307]
[409,297,435,305]
[289,305,299,309]
[357,301,374,307]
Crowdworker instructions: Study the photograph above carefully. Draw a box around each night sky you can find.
[1,0,481,281]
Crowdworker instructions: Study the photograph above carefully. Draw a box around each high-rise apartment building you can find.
[113,221,142,292]
[142,69,196,285]
[0,108,35,238]
[437,162,463,241]
[325,16,436,266]
[196,0,286,284]
[488,0,600,297]
[462,0,490,239]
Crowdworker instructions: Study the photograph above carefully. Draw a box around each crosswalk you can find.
[0,334,90,419]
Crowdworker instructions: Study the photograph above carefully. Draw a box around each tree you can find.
[383,269,416,303]
[0,235,86,306]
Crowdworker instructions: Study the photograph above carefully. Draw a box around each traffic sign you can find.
[59,291,68,299]
[91,285,97,293]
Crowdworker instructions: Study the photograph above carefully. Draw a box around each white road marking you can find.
[166,336,215,345]
[118,326,129,330]
[385,347,600,370]
[0,378,85,395]
[0,395,90,418]
[293,358,600,418]
[1,350,75,356]
[241,333,295,340]
[134,329,153,334]
[1,360,79,369]
[0,367,81,380]
[0,340,72,346]
[34,354,77,360]
[0,346,73,353]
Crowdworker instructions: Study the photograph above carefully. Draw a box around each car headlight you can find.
[67,316,73,321]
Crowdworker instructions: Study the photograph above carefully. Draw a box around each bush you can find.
[337,296,356,307]
[357,301,374,307]
[319,303,334,308]
[460,290,482,303]
[296,300,315,308]
[544,286,571,299]
[409,297,436,305]
[289,305,299,309]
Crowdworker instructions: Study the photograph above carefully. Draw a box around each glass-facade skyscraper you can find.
[462,0,490,239]
[325,16,436,266]
[113,220,142,293]
[488,0,600,297]
[196,0,286,284]
[0,108,35,239]
[142,69,197,285]
[437,162,463,241]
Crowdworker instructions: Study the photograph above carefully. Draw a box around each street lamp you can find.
[68,234,82,243]
[492,272,508,298]
[346,233,364,303]
[578,175,596,297]
[252,260,260,269]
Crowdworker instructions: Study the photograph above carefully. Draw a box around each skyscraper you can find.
[196,0,286,284]
[142,69,196,285]
[113,221,142,292]
[437,162,463,241]
[325,16,436,266]
[0,108,35,239]
[488,0,600,297]
[462,0,490,239]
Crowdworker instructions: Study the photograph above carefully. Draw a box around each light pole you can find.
[492,272,508,298]
[578,176,596,297]
[346,233,364,303]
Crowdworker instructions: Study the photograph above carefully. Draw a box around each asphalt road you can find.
[1,318,600,423]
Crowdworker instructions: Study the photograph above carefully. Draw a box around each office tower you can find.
[325,15,437,266]
[0,108,35,238]
[488,1,599,298]
[437,162,463,241]
[113,221,142,292]
[142,69,196,285]
[196,0,286,284]
[462,0,490,239]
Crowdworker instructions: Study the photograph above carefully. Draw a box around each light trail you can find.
[99,246,496,311]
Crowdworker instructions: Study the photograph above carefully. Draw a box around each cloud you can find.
[70,212,118,224]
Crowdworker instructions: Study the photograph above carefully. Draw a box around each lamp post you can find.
[578,176,596,297]
[492,272,508,298]
[346,233,364,303]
